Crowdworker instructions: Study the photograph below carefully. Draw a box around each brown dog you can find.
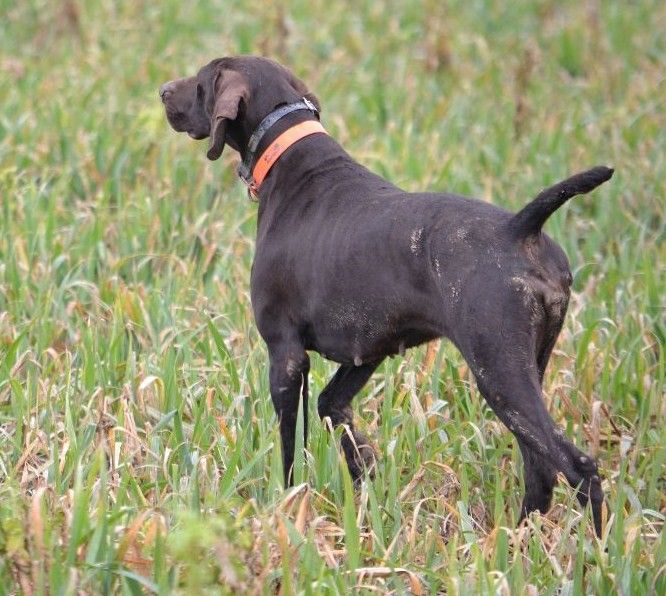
[160,56,612,535]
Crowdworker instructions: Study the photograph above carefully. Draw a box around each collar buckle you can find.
[238,163,252,185]
[238,166,258,201]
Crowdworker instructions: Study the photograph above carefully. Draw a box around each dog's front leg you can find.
[268,344,310,487]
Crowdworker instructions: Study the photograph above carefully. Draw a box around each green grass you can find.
[0,0,664,593]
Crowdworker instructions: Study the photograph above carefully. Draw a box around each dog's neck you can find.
[237,100,323,196]
[245,108,399,234]
[252,126,397,236]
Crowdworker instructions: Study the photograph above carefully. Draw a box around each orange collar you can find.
[243,120,327,197]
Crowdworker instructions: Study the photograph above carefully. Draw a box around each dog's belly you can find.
[306,332,439,364]
[303,306,441,364]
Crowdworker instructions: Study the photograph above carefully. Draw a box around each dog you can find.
[160,56,612,536]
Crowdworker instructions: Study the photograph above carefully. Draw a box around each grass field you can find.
[1,0,664,593]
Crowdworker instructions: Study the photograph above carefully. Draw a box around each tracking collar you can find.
[238,98,327,197]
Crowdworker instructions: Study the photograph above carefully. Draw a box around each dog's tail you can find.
[508,166,614,239]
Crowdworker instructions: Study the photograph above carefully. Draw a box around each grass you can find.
[0,0,664,593]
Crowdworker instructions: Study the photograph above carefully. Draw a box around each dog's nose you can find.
[159,81,175,101]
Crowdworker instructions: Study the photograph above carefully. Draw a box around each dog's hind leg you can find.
[517,300,568,516]
[517,442,557,521]
[451,265,603,534]
[467,350,603,536]
[515,300,565,515]
[268,342,310,487]
[318,360,383,481]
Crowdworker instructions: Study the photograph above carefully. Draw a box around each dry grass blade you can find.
[354,566,424,595]
[294,486,310,535]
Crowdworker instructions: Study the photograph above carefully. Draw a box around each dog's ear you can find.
[281,66,321,113]
[207,69,250,161]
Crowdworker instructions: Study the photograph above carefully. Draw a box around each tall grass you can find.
[0,0,664,592]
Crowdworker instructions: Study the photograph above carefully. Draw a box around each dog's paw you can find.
[342,431,377,483]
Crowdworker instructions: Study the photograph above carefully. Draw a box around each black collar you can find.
[237,97,319,185]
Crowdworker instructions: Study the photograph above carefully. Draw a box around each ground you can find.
[0,0,664,593]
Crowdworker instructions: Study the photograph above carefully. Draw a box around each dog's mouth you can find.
[164,105,209,140]
[168,120,207,140]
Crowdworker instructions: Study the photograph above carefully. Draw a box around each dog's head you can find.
[159,56,320,161]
